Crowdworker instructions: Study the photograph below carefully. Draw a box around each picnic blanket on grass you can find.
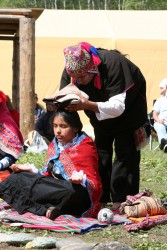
[0,201,130,234]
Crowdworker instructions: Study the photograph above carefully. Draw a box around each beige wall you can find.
[1,37,167,125]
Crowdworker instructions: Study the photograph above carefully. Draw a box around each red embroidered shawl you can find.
[42,133,102,218]
[0,91,23,159]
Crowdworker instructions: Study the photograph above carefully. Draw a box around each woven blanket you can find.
[0,201,130,234]
[124,214,167,232]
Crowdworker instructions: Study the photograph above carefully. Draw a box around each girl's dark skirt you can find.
[0,172,91,217]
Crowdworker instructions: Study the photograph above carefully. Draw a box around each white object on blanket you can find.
[0,211,7,219]
[97,208,114,223]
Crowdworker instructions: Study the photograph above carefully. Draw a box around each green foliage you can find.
[17,152,46,170]
[0,0,167,9]
[136,241,167,249]
[0,0,27,8]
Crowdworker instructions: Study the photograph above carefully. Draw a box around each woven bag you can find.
[124,196,167,218]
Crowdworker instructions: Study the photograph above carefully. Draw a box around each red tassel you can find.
[94,75,102,90]
[91,54,101,66]
[79,42,101,66]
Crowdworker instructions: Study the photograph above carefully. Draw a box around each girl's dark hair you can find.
[51,109,83,133]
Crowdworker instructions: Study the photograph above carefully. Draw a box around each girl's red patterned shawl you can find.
[42,133,102,218]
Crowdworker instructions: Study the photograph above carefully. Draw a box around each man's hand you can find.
[65,96,99,113]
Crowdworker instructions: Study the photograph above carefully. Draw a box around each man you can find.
[34,93,45,123]
[35,103,55,144]
[60,42,148,209]
[153,78,167,152]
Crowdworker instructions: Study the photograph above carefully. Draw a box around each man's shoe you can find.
[159,138,167,150]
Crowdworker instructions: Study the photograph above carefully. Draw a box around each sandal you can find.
[46,207,60,220]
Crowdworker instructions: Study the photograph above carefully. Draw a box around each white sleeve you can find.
[26,162,39,174]
[152,99,160,113]
[96,93,126,121]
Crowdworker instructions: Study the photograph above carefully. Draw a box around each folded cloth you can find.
[0,201,131,234]
[43,83,89,107]
[125,214,167,232]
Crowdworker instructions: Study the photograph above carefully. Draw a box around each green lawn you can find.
[0,139,167,250]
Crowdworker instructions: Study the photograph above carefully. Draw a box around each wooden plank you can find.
[30,8,44,19]
[0,9,32,16]
[13,33,20,112]
[19,17,35,140]
[0,15,22,21]
[0,23,18,29]
[0,8,44,19]
[0,23,19,35]
[0,36,16,40]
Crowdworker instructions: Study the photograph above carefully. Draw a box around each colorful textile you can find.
[79,42,101,67]
[125,214,167,232]
[41,132,102,218]
[124,196,167,218]
[121,190,152,205]
[64,45,94,77]
[0,170,11,182]
[0,91,23,159]
[0,201,130,234]
[64,42,102,89]
[10,109,20,128]
[121,191,167,218]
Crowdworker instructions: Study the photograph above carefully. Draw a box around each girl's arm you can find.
[10,163,39,173]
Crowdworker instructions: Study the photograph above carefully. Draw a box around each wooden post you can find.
[19,17,35,140]
[12,33,20,111]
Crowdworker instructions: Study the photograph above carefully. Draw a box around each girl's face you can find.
[53,115,77,145]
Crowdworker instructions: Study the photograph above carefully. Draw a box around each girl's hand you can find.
[10,164,33,173]
[68,172,83,184]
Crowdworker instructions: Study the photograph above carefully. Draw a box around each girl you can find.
[0,91,23,171]
[0,110,102,220]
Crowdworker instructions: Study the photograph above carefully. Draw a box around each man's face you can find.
[159,87,166,96]
[75,73,94,85]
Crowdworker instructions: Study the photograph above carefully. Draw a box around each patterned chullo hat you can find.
[64,42,101,78]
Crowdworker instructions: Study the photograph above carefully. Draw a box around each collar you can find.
[58,133,79,152]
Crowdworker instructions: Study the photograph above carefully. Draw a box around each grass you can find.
[1,139,167,249]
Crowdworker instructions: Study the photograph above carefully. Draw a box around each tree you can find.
[0,0,167,10]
